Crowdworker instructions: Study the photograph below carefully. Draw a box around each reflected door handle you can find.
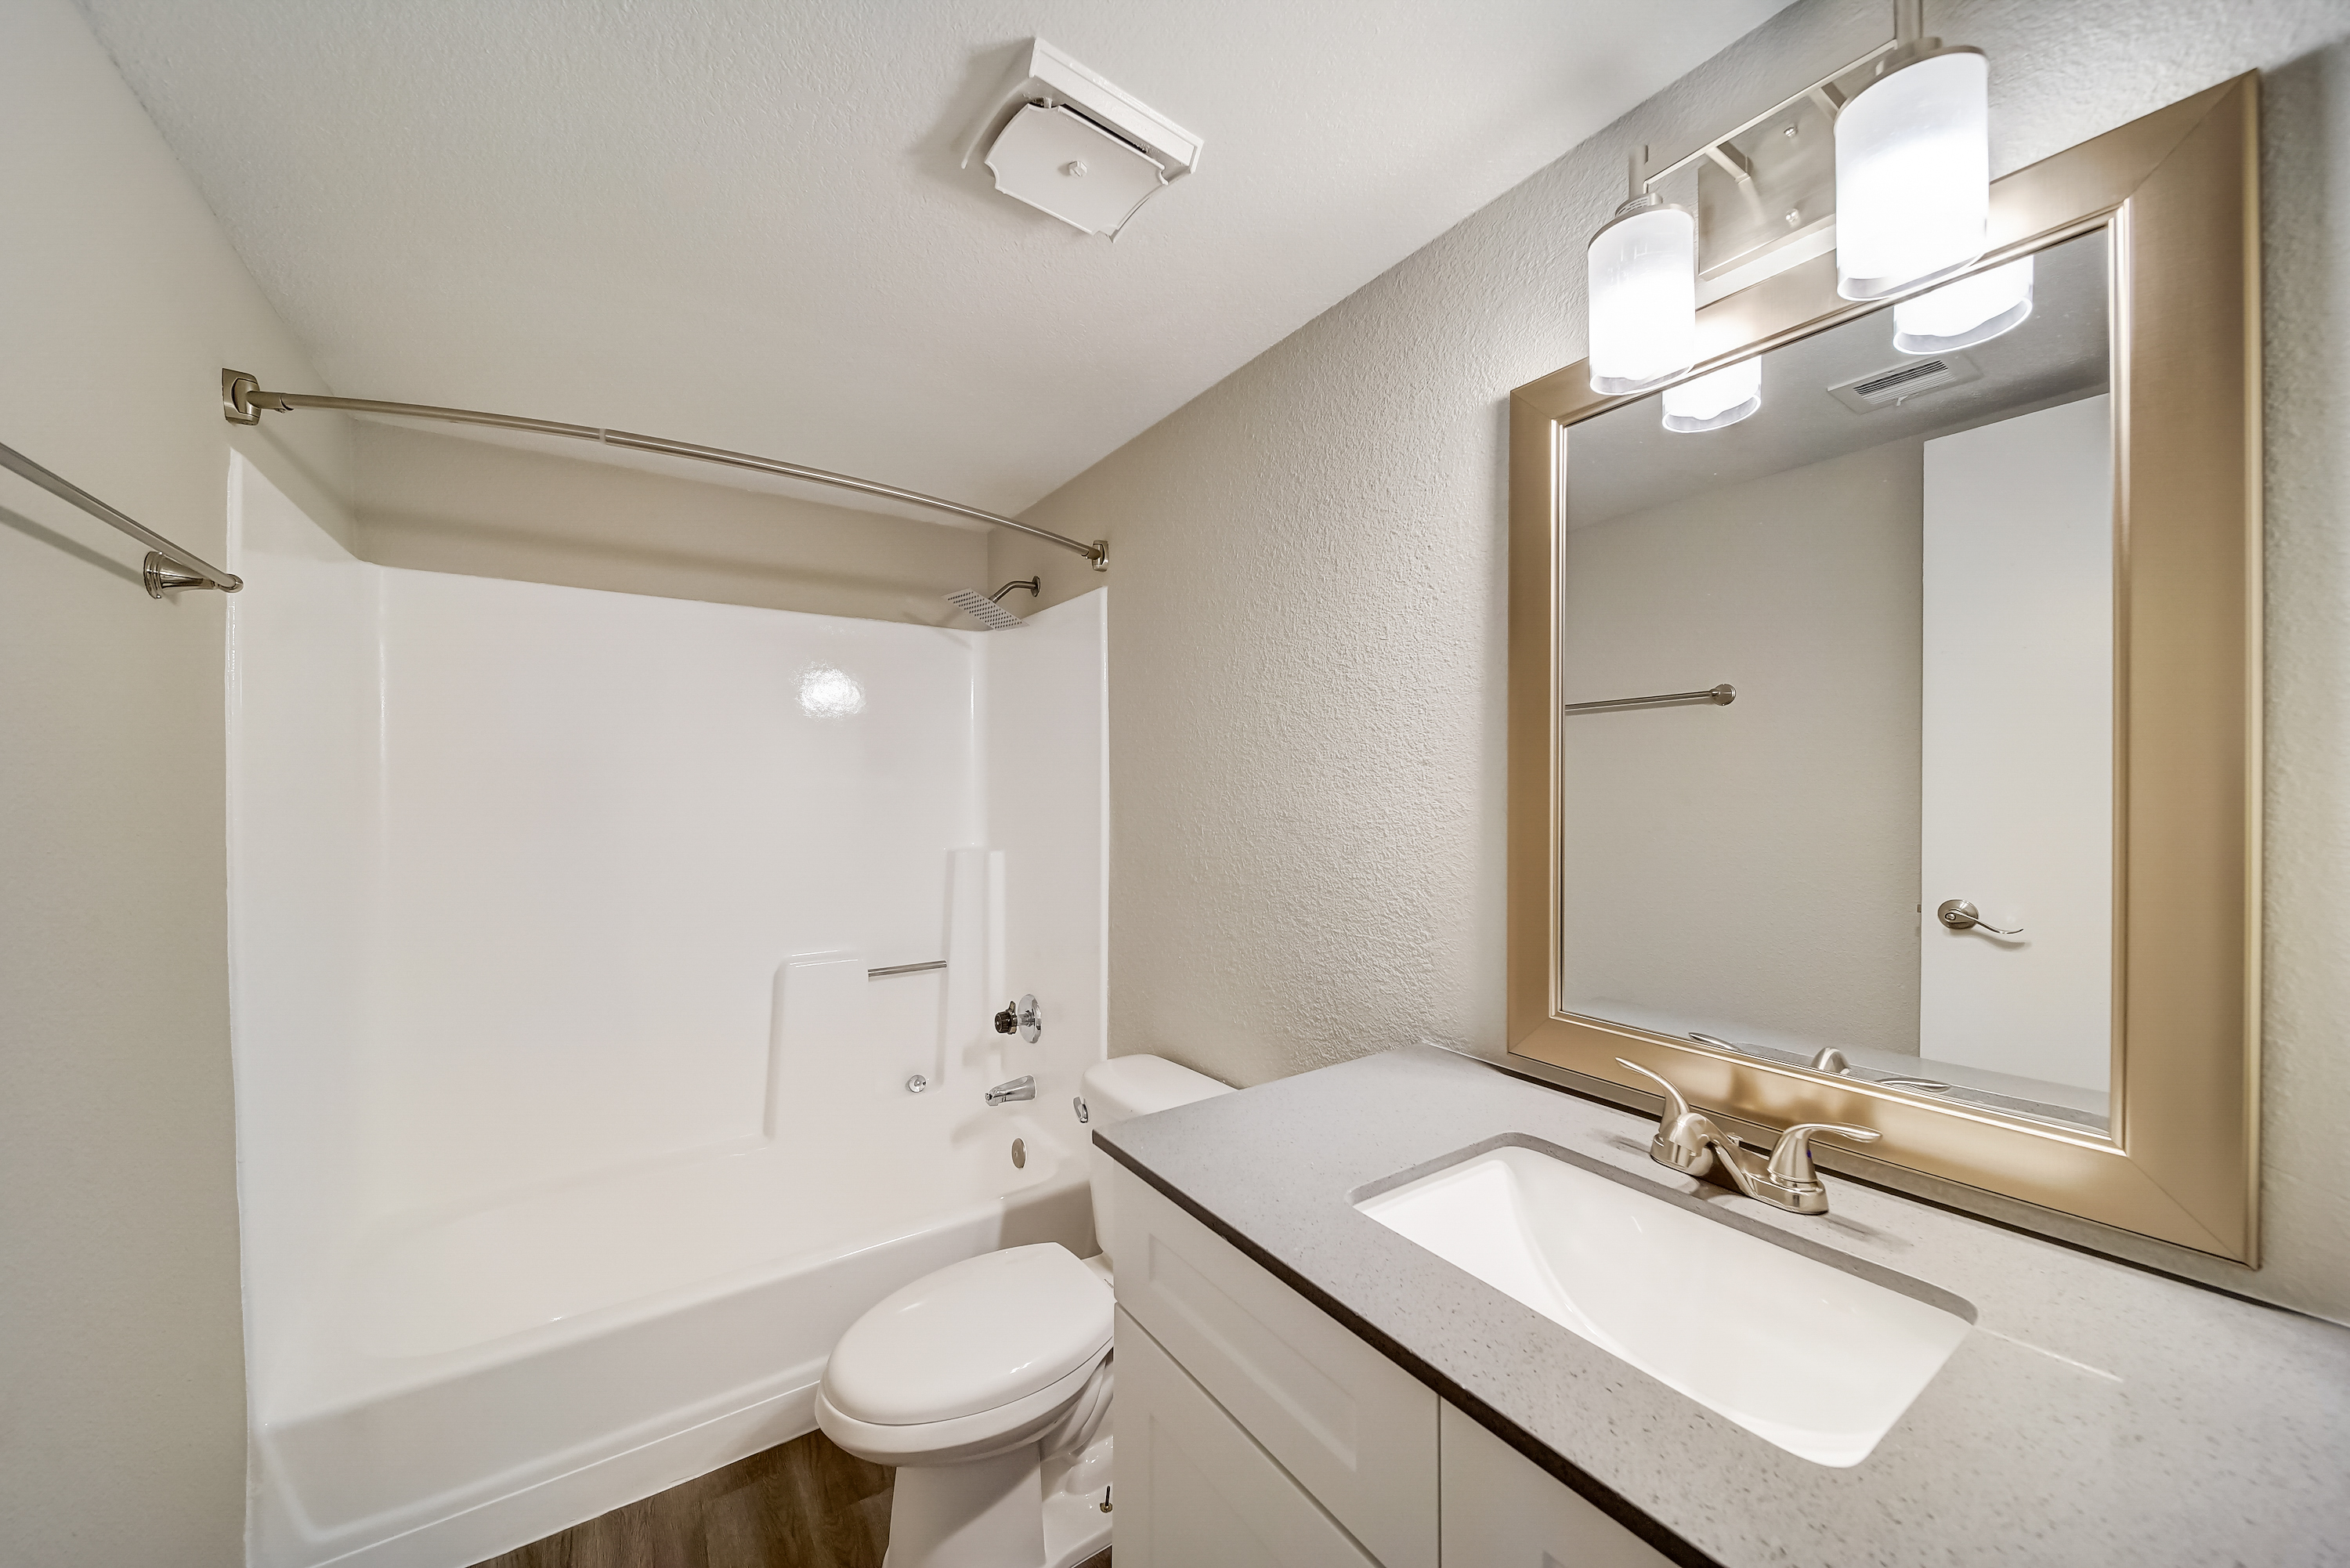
[1936,899,2022,936]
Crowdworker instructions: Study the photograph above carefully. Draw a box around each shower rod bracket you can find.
[144,551,215,597]
[222,368,1111,569]
[222,370,267,425]
[0,435,240,595]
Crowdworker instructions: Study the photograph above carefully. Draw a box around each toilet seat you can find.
[817,1243,1112,1465]
[817,1350,1110,1465]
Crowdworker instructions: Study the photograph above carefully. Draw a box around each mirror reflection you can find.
[1558,229,2113,1133]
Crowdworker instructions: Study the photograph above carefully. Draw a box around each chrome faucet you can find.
[985,1075,1036,1107]
[1615,1059,1878,1216]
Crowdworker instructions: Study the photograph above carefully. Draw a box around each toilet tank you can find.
[1080,1055,1232,1270]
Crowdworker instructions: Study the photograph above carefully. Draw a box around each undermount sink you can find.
[1353,1140,1973,1467]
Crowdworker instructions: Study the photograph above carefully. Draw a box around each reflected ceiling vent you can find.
[962,39,1202,239]
[1829,350,1983,412]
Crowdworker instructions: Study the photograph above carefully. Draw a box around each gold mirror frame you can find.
[1508,77,2260,1262]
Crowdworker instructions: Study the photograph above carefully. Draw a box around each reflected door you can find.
[1918,394,2113,1092]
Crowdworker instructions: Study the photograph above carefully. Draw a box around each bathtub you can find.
[251,1098,1091,1568]
[229,475,1111,1568]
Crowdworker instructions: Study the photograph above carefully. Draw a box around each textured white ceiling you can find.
[77,0,1791,515]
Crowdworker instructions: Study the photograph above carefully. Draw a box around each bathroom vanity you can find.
[1097,1046,2350,1568]
[1090,75,2350,1568]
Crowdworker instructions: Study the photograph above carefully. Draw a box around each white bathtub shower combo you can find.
[226,456,1108,1568]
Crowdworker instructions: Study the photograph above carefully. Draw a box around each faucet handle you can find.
[1614,1059,1718,1179]
[1614,1058,1692,1122]
[1764,1122,1880,1188]
[993,994,1043,1043]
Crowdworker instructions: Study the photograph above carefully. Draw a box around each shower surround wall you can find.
[227,457,1106,1568]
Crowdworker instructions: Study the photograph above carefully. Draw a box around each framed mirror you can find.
[1507,76,2259,1261]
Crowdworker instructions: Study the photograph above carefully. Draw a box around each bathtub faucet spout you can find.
[985,1075,1036,1106]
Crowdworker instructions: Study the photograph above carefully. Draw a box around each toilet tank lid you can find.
[1081,1054,1233,1124]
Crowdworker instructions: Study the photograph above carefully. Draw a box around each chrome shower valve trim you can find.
[992,994,1043,1043]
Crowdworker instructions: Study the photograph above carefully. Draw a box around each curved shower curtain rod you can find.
[221,369,1108,570]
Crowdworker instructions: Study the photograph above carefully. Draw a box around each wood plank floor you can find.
[470,1429,1110,1568]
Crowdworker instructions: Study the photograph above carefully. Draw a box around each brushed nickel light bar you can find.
[221,370,1109,570]
[0,437,242,595]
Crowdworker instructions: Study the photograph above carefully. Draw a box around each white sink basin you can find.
[1354,1142,1972,1467]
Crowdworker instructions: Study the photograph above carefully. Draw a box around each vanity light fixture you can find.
[1893,255,2034,353]
[1834,2,1990,300]
[1661,356,1761,433]
[1585,193,1697,395]
[1582,3,1998,398]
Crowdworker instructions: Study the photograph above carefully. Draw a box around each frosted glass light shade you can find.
[1835,50,1990,301]
[1587,204,1697,395]
[1893,255,2034,353]
[1661,358,1762,434]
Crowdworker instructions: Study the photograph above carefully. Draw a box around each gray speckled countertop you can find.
[1096,1045,2350,1568]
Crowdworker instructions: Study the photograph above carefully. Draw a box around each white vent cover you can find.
[1829,350,1984,412]
[963,40,1202,238]
[985,104,1167,237]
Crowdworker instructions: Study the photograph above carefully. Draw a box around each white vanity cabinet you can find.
[1115,1306,1383,1568]
[1438,1404,1675,1568]
[1106,1162,1439,1568]
[1104,1161,1673,1568]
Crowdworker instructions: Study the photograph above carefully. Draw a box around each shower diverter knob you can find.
[992,994,1043,1043]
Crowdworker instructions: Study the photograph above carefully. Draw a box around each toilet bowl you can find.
[816,1054,1233,1568]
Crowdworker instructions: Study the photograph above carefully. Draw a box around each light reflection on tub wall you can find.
[226,453,1108,1566]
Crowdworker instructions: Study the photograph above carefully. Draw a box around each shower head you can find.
[945,589,1023,630]
[945,577,1039,630]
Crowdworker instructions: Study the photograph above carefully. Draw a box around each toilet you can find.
[816,1054,1233,1568]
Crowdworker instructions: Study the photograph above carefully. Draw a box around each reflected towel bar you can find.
[868,960,949,978]
[0,439,242,596]
[220,369,1109,570]
[1562,684,1735,714]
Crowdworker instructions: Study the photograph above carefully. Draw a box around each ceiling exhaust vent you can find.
[1829,350,1984,412]
[962,40,1202,239]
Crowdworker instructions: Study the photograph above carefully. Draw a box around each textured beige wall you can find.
[0,2,355,1563]
[994,0,2350,1321]
[356,422,991,624]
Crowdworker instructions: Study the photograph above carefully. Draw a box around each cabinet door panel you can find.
[1115,1307,1381,1568]
[1106,1162,1440,1568]
[1440,1403,1674,1568]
